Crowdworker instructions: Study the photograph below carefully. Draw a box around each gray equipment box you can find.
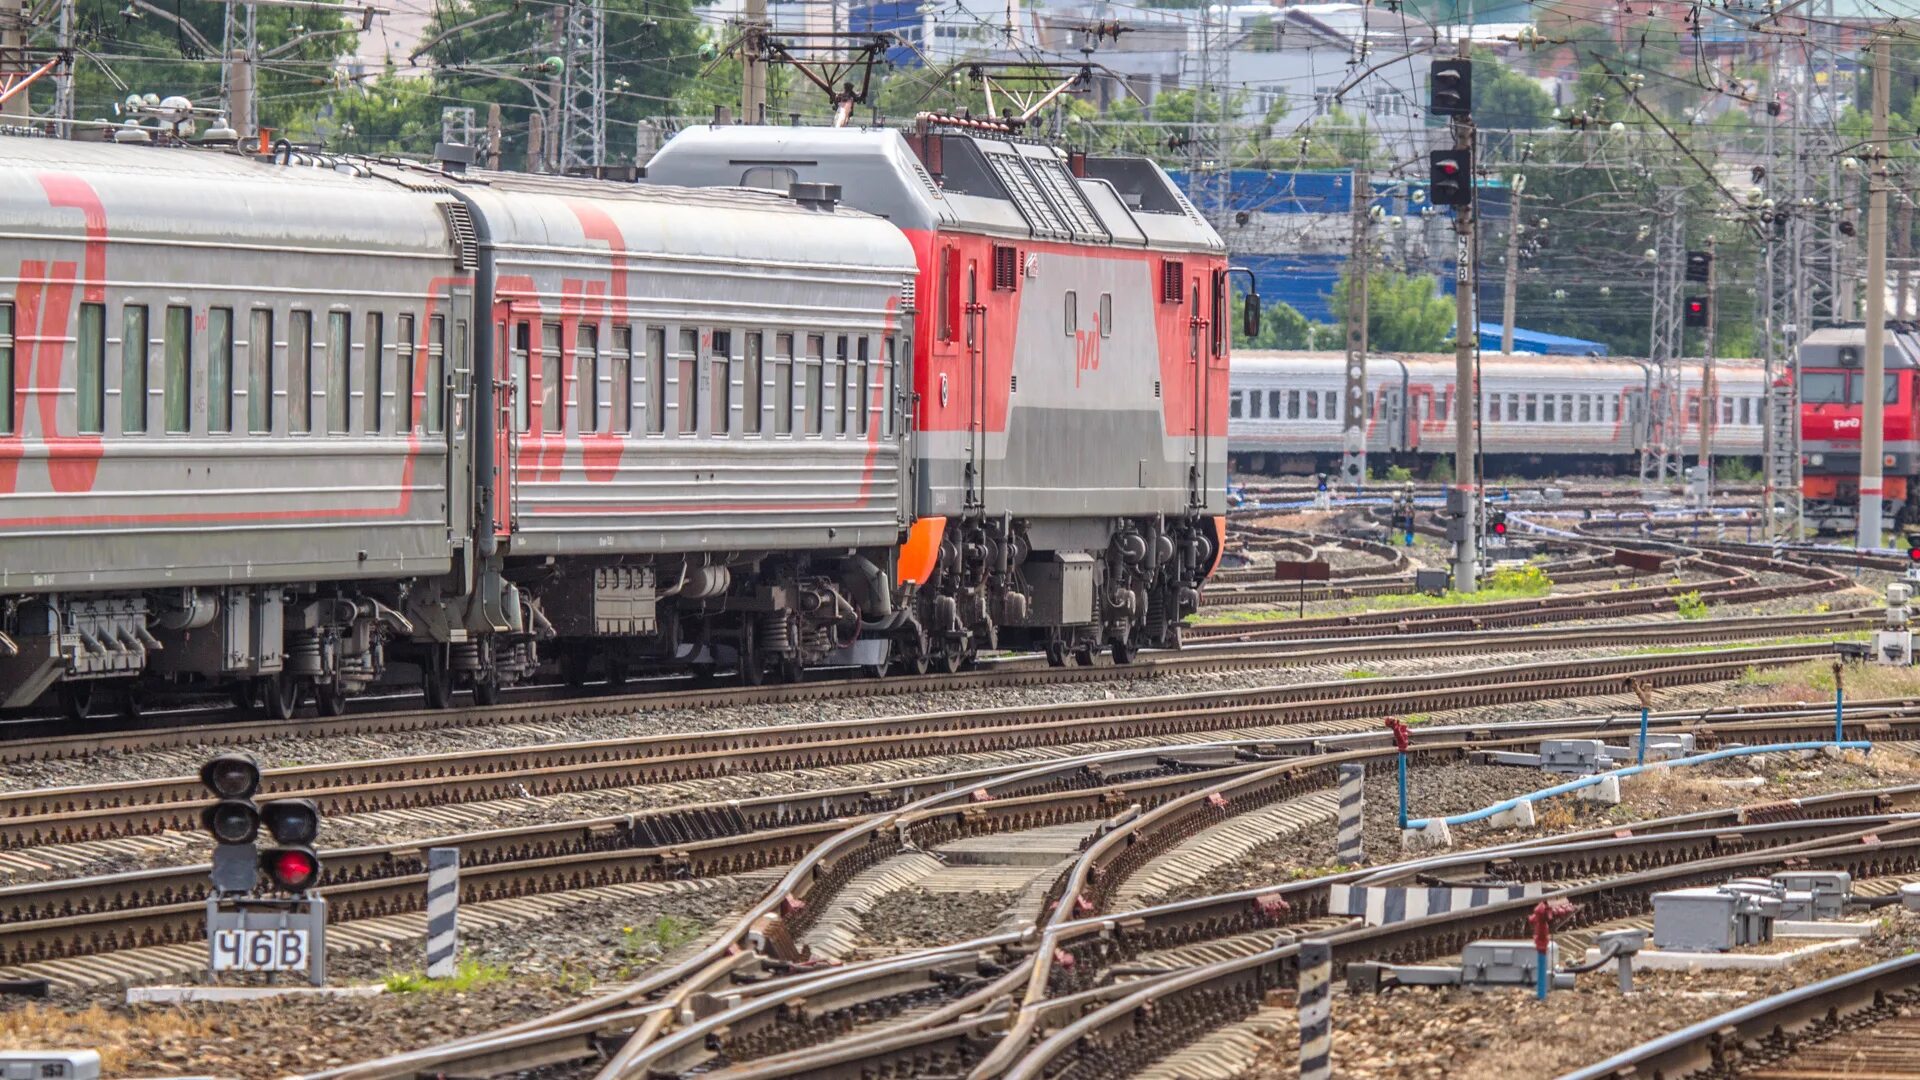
[1653,886,1779,951]
[0,1053,100,1080]
[1772,871,1851,920]
[1538,739,1614,775]
[1461,940,1560,990]
[1414,568,1451,596]
[1624,733,1696,761]
[1015,553,1095,627]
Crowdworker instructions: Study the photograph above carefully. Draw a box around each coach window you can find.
[577,323,599,434]
[805,334,825,435]
[832,334,850,434]
[122,304,148,433]
[363,313,384,434]
[677,328,698,435]
[289,311,314,433]
[1686,396,1700,425]
[883,335,897,437]
[610,325,632,433]
[0,303,12,434]
[775,333,795,436]
[854,336,870,435]
[164,305,193,434]
[1268,390,1280,417]
[1324,391,1337,418]
[1578,395,1592,424]
[1064,291,1077,338]
[1541,395,1555,423]
[1305,390,1319,420]
[1100,293,1113,339]
[249,310,274,433]
[1287,390,1300,419]
[325,312,349,434]
[541,322,563,435]
[1521,394,1536,423]
[1722,396,1734,425]
[744,331,764,435]
[426,316,447,434]
[1229,392,1243,419]
[76,303,104,434]
[395,315,415,431]
[511,321,531,432]
[711,330,732,436]
[644,327,665,434]
[1247,389,1262,419]
[208,308,233,434]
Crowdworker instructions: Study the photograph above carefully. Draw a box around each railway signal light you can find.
[1429,149,1472,207]
[1428,59,1472,118]
[1685,250,1713,282]
[259,798,323,895]
[1489,510,1509,538]
[200,754,264,896]
[1906,535,1920,561]
[1683,296,1711,327]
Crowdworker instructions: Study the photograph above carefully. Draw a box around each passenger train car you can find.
[1227,351,1767,476]
[1797,323,1920,532]
[0,124,1226,719]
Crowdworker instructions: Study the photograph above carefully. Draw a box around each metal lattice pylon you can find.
[557,0,606,171]
[1640,205,1686,488]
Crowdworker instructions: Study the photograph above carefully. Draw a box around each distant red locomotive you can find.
[1798,324,1920,533]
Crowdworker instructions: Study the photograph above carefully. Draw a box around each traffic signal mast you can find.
[198,754,328,985]
[1430,56,1479,592]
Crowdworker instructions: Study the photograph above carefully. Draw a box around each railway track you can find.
[1558,951,1920,1080]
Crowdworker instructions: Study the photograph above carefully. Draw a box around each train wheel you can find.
[422,650,452,710]
[605,656,630,688]
[261,675,298,720]
[313,683,347,717]
[781,655,805,684]
[1110,639,1137,665]
[59,682,93,723]
[119,685,147,720]
[1045,640,1068,668]
[230,681,259,712]
[471,668,501,706]
[933,650,961,675]
[560,648,591,688]
[1073,645,1096,667]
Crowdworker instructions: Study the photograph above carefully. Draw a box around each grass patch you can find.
[1624,631,1870,658]
[615,915,704,976]
[1736,657,1920,703]
[1343,668,1380,679]
[383,954,511,993]
[1674,590,1709,620]
[1196,566,1554,626]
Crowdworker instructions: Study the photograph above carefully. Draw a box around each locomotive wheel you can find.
[119,685,148,720]
[780,655,805,683]
[932,650,961,675]
[738,628,765,687]
[1073,645,1096,667]
[560,648,591,688]
[58,681,94,723]
[1110,639,1137,665]
[1044,641,1068,668]
[313,682,347,717]
[230,681,259,711]
[605,656,630,687]
[421,650,452,710]
[261,675,298,720]
[471,668,501,706]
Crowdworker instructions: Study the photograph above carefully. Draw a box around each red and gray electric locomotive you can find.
[0,122,1229,720]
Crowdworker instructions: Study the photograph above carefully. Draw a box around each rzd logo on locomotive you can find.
[1074,316,1102,388]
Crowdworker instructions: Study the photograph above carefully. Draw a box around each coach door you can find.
[1189,280,1211,508]
[1382,386,1407,452]
[964,261,985,509]
[445,287,474,552]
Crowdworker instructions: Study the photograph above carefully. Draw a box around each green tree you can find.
[1330,268,1455,353]
[1233,293,1332,350]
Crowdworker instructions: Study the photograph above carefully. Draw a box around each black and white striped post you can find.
[1298,939,1333,1080]
[1335,763,1365,864]
[426,847,459,978]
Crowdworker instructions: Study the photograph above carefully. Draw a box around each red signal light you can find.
[1492,521,1507,536]
[263,848,321,892]
[1908,544,1920,563]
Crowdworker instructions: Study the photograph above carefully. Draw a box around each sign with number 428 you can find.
[210,928,309,972]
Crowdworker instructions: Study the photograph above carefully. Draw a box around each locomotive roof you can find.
[1799,324,1920,369]
[643,124,1224,254]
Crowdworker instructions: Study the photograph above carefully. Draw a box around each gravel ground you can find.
[1159,764,1553,903]
[853,889,1016,954]
[1240,910,1920,1079]
[0,875,764,1079]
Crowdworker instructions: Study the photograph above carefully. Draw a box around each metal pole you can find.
[1335,763,1365,865]
[0,0,26,121]
[741,0,768,125]
[1698,236,1718,502]
[425,848,459,978]
[1834,662,1845,743]
[1860,35,1891,549]
[1451,119,1479,593]
[1501,186,1521,355]
[1396,751,1408,829]
[1342,162,1371,487]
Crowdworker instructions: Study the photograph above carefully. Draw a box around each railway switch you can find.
[1346,940,1575,994]
[1652,885,1780,952]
